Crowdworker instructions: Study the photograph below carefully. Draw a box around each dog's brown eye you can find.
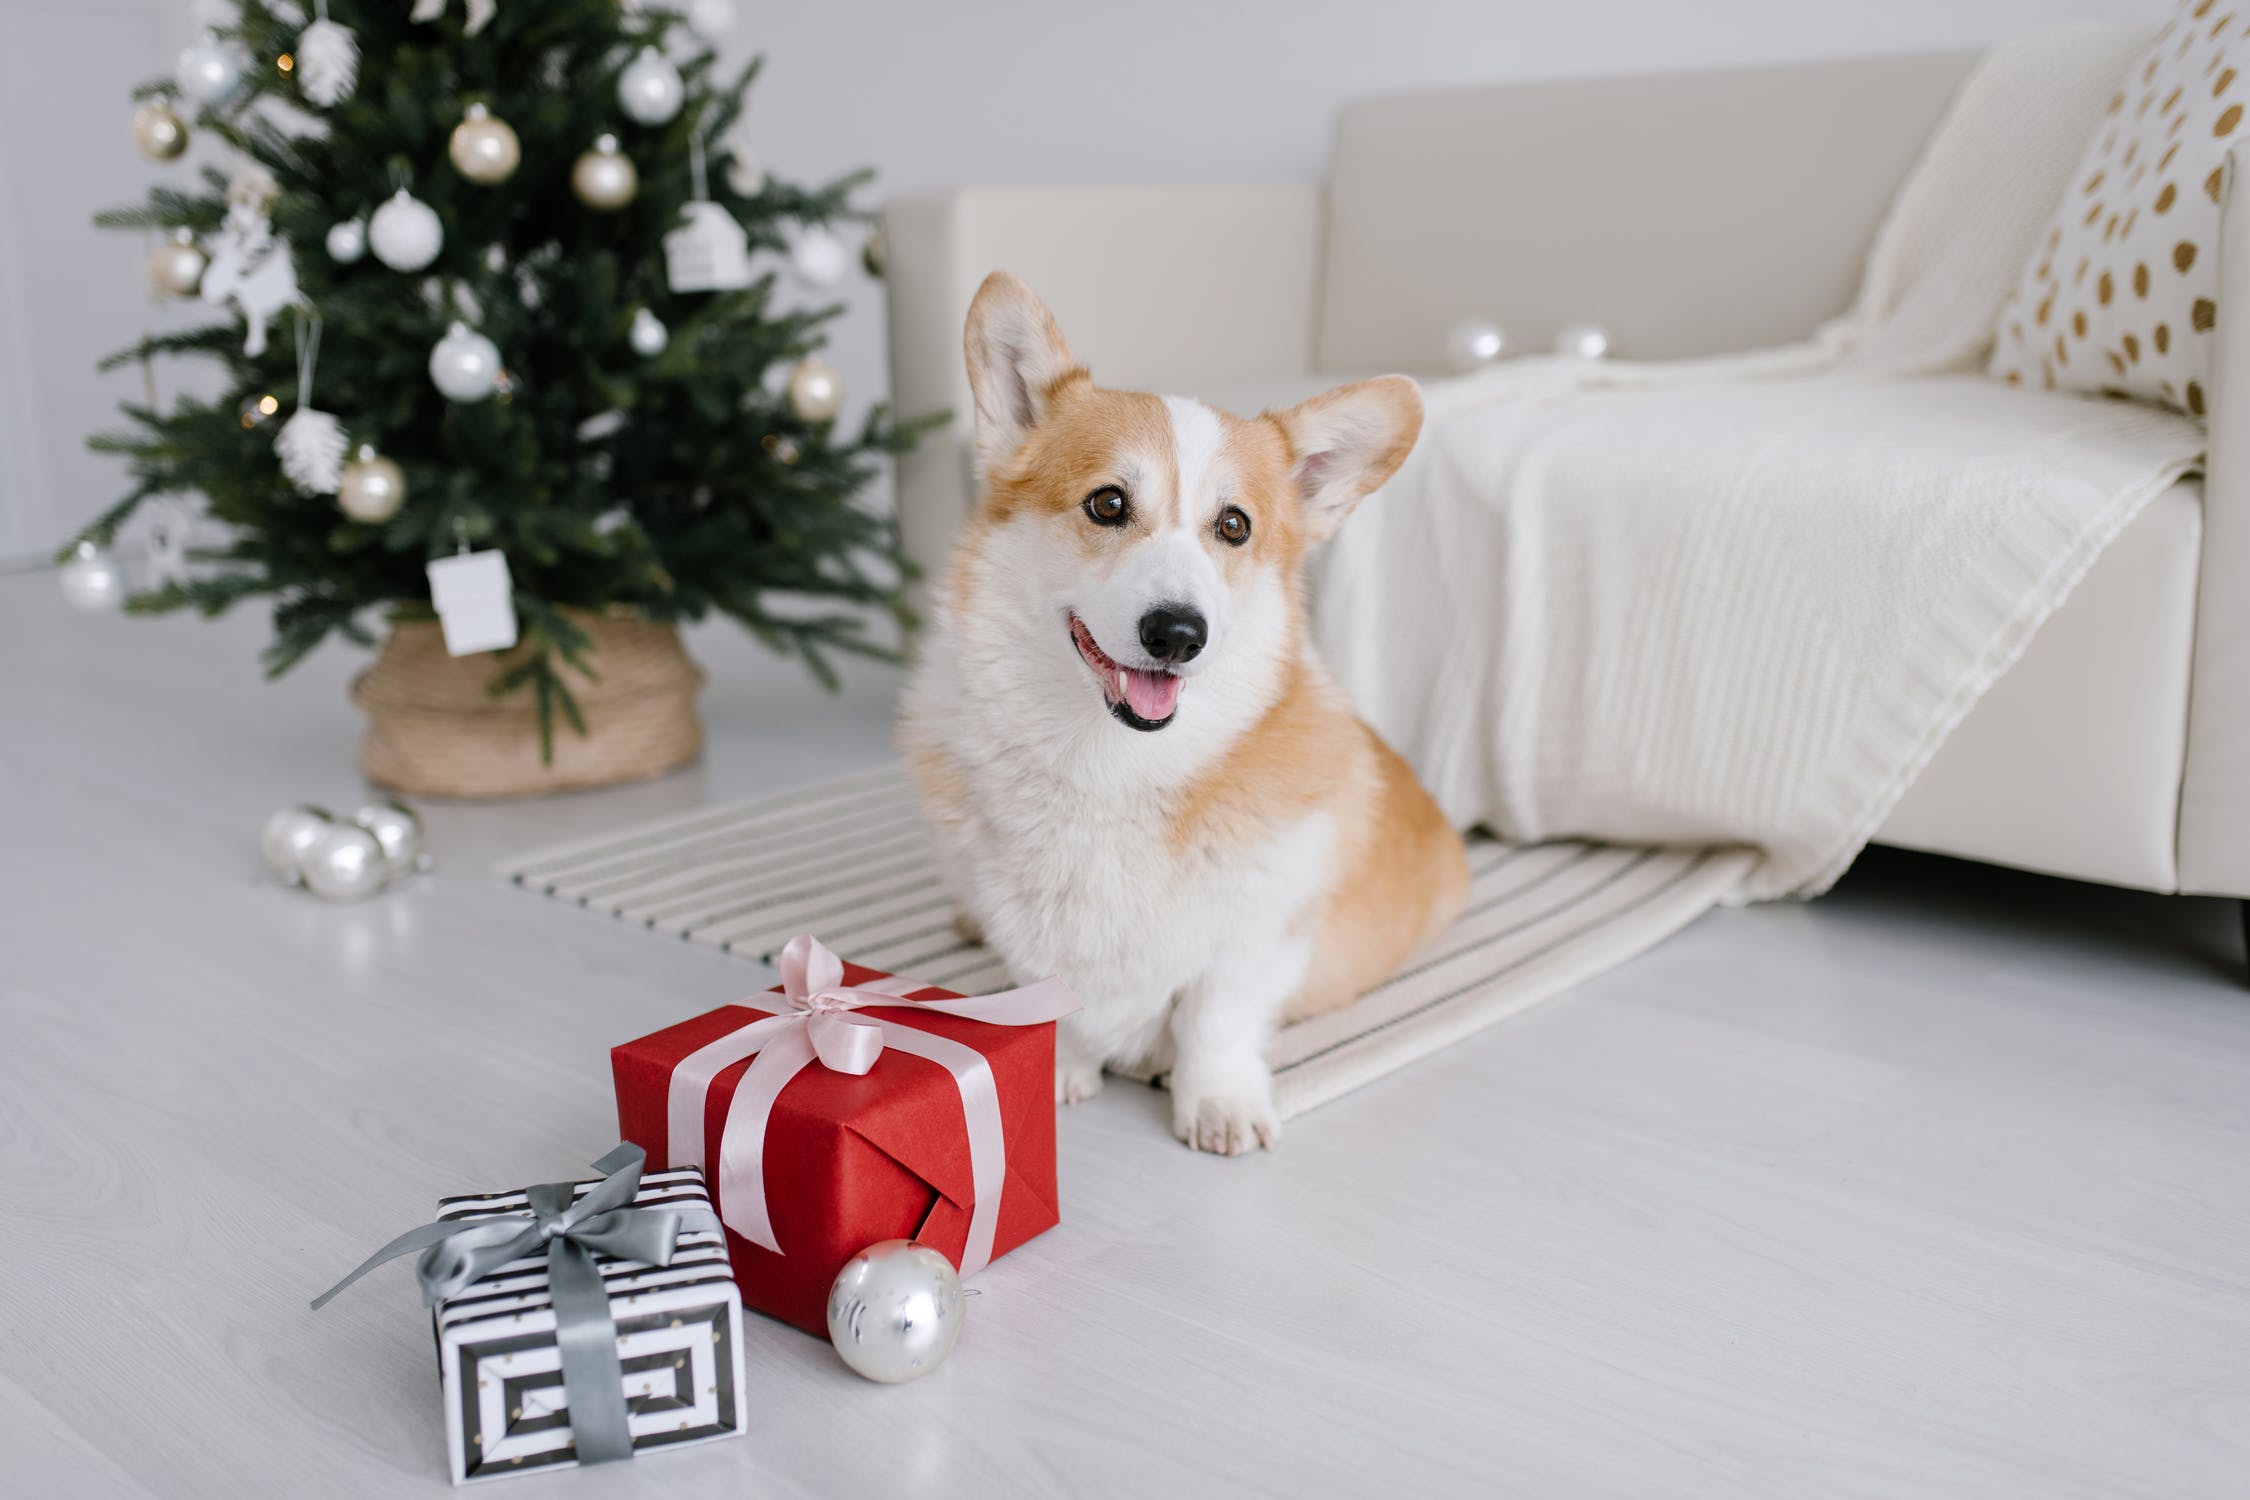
[1217,505,1251,546]
[1083,486,1130,527]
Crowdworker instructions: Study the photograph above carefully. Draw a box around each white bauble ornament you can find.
[617,47,685,126]
[428,321,501,403]
[325,218,366,264]
[276,408,348,496]
[175,32,246,106]
[132,101,190,162]
[148,229,207,298]
[687,0,737,37]
[1445,319,1507,373]
[786,358,843,423]
[369,188,443,272]
[448,103,521,186]
[826,1241,963,1384]
[789,225,849,288]
[352,800,425,879]
[629,306,669,357]
[58,541,128,614]
[296,12,360,108]
[302,822,388,902]
[571,135,638,211]
[260,804,334,883]
[1554,322,1612,360]
[337,445,405,523]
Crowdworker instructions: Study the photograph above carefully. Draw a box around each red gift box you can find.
[612,948,1065,1337]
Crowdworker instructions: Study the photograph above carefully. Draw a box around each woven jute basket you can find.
[351,612,704,800]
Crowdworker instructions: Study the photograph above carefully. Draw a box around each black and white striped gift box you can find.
[430,1167,747,1484]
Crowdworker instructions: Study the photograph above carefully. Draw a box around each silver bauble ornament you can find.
[351,800,425,879]
[1445,319,1507,373]
[428,321,501,403]
[629,306,669,357]
[260,804,334,883]
[175,33,246,106]
[369,188,444,272]
[448,103,521,186]
[790,225,849,288]
[617,47,685,126]
[337,445,406,523]
[58,541,128,614]
[826,1240,963,1384]
[1554,322,1613,360]
[571,135,638,211]
[132,101,190,162]
[325,218,367,264]
[786,358,844,423]
[148,229,207,298]
[302,822,388,902]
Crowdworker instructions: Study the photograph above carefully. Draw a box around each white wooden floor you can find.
[3,571,2248,1499]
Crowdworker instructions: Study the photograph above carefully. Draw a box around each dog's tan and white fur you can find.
[900,273,1468,1154]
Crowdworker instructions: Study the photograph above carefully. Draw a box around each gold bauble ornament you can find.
[148,228,206,298]
[786,358,844,424]
[337,445,405,524]
[571,134,637,212]
[132,101,190,162]
[448,103,520,186]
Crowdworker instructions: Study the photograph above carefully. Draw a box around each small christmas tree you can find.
[80,0,925,755]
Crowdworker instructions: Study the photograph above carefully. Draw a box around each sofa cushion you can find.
[1990,1,2250,415]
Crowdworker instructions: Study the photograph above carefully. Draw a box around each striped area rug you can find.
[498,767,1753,1119]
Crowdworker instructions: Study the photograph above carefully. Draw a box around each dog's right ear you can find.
[964,272,1082,474]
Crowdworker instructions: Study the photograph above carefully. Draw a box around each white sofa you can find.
[882,42,2250,909]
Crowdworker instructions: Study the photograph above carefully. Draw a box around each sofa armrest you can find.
[883,185,1323,601]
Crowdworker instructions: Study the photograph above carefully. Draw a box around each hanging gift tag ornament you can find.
[337,444,405,523]
[296,1,359,107]
[789,224,849,288]
[448,103,520,186]
[618,48,685,126]
[276,313,348,495]
[369,187,443,271]
[428,321,502,402]
[572,134,638,212]
[665,132,754,292]
[426,547,518,655]
[132,100,190,162]
[200,200,298,357]
[148,228,207,299]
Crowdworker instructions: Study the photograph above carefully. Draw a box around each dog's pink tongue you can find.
[1124,668,1181,722]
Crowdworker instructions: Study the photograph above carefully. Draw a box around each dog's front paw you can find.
[1056,1057,1104,1106]
[1172,1092,1281,1156]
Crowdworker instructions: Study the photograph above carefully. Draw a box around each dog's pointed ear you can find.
[964,272,1083,474]
[1271,376,1423,542]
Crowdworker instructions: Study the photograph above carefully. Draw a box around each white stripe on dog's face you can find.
[1068,397,1230,676]
[1163,396,1224,528]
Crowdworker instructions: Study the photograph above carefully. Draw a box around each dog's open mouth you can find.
[1069,615,1181,731]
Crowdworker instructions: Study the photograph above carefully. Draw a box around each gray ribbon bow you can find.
[311,1143,717,1467]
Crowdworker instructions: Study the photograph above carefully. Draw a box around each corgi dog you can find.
[899,272,1468,1154]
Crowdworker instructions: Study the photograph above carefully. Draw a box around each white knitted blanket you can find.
[1314,24,2207,900]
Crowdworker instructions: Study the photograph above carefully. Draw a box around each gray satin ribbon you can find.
[310,1143,719,1467]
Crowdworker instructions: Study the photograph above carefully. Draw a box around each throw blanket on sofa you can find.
[1314,24,2207,901]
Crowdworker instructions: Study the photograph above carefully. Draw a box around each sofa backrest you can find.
[1317,50,1981,372]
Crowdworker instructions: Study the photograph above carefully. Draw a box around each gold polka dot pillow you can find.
[1990,0,2249,417]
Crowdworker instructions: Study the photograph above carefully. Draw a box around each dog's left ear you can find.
[1271,376,1423,542]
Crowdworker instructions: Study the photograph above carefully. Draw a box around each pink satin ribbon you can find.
[664,934,1077,1273]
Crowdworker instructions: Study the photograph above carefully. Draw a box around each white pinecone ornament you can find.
[296,5,359,108]
[276,408,348,496]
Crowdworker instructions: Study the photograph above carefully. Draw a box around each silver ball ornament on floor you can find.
[786,358,844,423]
[1445,319,1507,373]
[325,218,367,264]
[302,822,388,903]
[572,135,638,212]
[629,306,669,358]
[259,804,334,884]
[1553,322,1613,360]
[617,48,685,126]
[132,101,190,162]
[369,188,444,272]
[448,103,521,186]
[175,33,245,106]
[429,322,502,403]
[825,1240,963,1384]
[58,541,128,614]
[148,229,207,298]
[352,800,425,879]
[338,445,405,523]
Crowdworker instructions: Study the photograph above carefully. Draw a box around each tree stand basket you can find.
[351,614,704,799]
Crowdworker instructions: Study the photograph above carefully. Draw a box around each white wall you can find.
[0,0,2170,560]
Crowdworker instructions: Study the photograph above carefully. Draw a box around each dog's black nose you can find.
[1138,605,1207,664]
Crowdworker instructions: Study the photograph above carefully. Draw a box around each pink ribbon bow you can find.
[664,935,1077,1273]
